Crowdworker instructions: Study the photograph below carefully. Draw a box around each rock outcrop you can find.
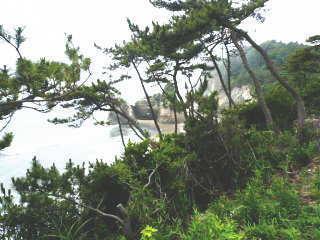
[218,85,252,107]
[109,75,253,129]
[158,108,185,124]
[131,99,160,120]
[206,74,253,108]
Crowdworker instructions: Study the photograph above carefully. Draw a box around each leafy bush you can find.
[184,111,256,208]
[182,211,243,240]
[0,132,13,150]
[208,173,320,240]
[0,158,132,239]
[123,135,194,222]
[231,40,305,86]
[234,84,296,130]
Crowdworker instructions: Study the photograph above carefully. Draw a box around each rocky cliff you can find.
[108,75,252,127]
[206,73,252,108]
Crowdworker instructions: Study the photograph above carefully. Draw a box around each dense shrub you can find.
[234,84,296,130]
[182,212,243,240]
[123,135,194,222]
[207,174,320,240]
[0,158,132,239]
[1,122,318,239]
[184,103,257,209]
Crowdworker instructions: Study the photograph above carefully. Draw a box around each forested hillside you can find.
[0,0,320,239]
[230,41,305,86]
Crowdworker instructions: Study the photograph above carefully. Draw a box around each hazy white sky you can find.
[0,0,319,101]
[1,0,319,53]
[244,0,320,43]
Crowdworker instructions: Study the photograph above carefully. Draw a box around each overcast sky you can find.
[0,0,319,102]
[1,1,319,48]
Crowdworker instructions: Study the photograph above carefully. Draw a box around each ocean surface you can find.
[0,109,139,189]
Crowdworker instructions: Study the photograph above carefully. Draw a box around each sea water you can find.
[0,109,138,189]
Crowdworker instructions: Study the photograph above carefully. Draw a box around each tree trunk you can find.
[203,45,235,107]
[173,101,178,134]
[105,95,147,140]
[112,107,147,140]
[115,112,126,148]
[173,61,188,119]
[132,61,163,140]
[234,28,307,129]
[155,78,178,134]
[232,33,276,130]
[224,42,233,108]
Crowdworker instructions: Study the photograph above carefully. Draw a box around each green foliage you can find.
[312,167,320,200]
[286,44,320,88]
[285,40,320,115]
[123,135,194,223]
[0,133,13,150]
[1,125,319,239]
[149,0,267,53]
[140,225,158,240]
[307,35,320,45]
[230,41,305,86]
[0,26,93,149]
[0,158,132,239]
[209,174,320,240]
[47,218,92,240]
[246,129,318,171]
[182,211,243,240]
[0,27,90,114]
[233,84,296,130]
[234,39,320,129]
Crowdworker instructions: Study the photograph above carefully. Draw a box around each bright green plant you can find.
[141,225,158,240]
[182,211,243,240]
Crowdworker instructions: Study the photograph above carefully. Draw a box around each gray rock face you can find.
[114,75,253,127]
[158,108,185,124]
[131,99,159,120]
[206,74,252,108]
[131,99,185,124]
[206,72,222,93]
[218,85,252,107]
